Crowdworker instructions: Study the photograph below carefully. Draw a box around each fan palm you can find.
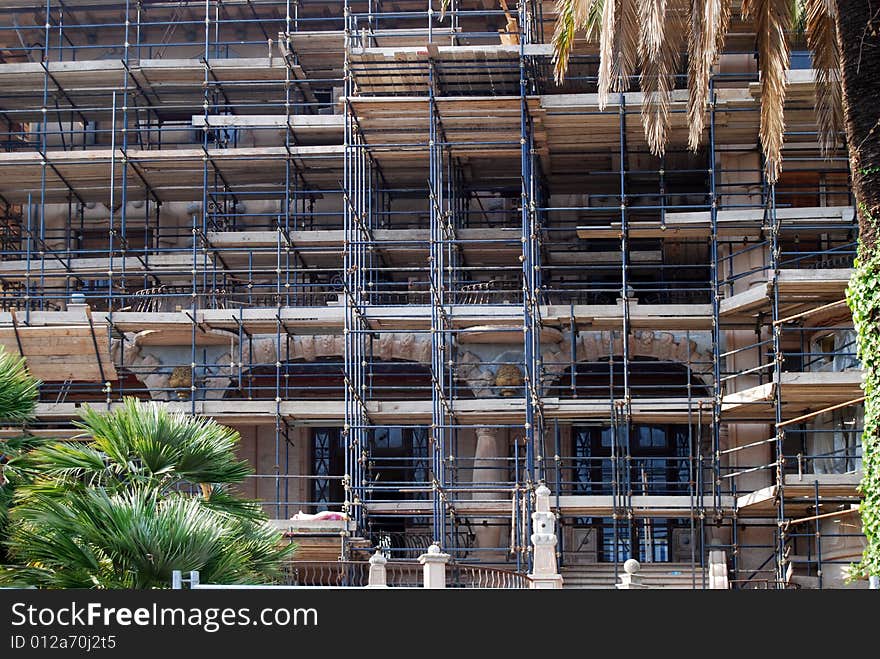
[4,486,288,589]
[0,346,40,565]
[0,346,39,425]
[1,397,293,588]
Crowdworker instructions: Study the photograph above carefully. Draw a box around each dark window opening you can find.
[311,426,431,551]
[226,358,472,400]
[569,424,693,497]
[549,357,711,399]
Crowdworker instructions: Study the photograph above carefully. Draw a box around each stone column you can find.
[472,426,506,554]
[418,543,450,589]
[528,485,563,589]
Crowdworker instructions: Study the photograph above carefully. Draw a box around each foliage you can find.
[0,346,39,424]
[550,0,842,183]
[846,205,880,577]
[0,347,40,564]
[2,486,288,589]
[52,397,251,490]
[1,398,293,588]
[550,0,876,582]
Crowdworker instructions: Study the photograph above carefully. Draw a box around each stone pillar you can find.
[366,551,388,588]
[528,485,563,589]
[616,559,648,589]
[472,426,506,553]
[418,543,450,589]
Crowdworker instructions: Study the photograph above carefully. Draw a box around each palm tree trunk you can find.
[835,1,880,581]
[834,1,880,248]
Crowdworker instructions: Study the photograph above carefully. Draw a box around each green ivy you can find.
[846,203,880,578]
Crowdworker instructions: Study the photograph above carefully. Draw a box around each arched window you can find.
[548,357,710,399]
[226,357,474,400]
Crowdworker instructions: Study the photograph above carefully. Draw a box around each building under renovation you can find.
[0,1,867,588]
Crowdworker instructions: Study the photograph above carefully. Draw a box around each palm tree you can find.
[1,397,293,588]
[0,346,39,424]
[0,346,40,565]
[552,1,879,577]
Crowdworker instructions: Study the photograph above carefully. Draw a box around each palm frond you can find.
[0,346,39,424]
[2,485,292,588]
[13,441,112,484]
[640,1,687,156]
[805,0,842,156]
[553,0,578,83]
[597,0,617,107]
[743,0,793,183]
[73,397,252,488]
[791,0,806,34]
[609,0,640,95]
[1,434,53,564]
[553,0,603,84]
[687,0,732,151]
[2,397,291,588]
[639,0,667,59]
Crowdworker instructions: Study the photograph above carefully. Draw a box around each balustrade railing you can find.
[278,560,529,588]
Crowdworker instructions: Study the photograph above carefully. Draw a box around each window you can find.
[805,406,864,475]
[312,427,342,507]
[807,330,860,373]
[227,358,442,401]
[551,357,711,399]
[310,426,430,511]
[570,424,692,496]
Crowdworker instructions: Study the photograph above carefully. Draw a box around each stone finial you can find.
[419,542,449,564]
[624,558,641,574]
[418,543,450,589]
[528,485,563,589]
[534,484,551,512]
[367,550,388,588]
[617,559,648,589]
[708,549,729,589]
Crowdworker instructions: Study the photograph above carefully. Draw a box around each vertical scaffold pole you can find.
[427,37,449,550]
[709,78,723,518]
[519,0,539,572]
[769,176,785,588]
[618,92,633,560]
[343,3,368,532]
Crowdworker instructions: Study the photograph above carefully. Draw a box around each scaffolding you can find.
[0,0,867,588]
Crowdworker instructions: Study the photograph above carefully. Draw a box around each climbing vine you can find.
[845,202,880,577]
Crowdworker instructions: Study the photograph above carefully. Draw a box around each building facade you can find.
[0,0,867,588]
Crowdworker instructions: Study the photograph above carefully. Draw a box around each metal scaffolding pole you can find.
[518,0,539,572]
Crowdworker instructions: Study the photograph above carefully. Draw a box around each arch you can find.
[225,357,443,401]
[544,330,714,388]
[111,332,441,400]
[547,357,712,399]
[247,333,433,365]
